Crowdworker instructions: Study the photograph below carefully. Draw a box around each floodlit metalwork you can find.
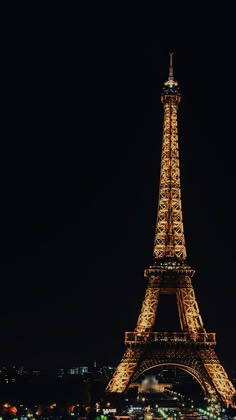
[154,94,186,260]
[106,53,236,408]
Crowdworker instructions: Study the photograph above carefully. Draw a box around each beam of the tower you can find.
[153,52,187,262]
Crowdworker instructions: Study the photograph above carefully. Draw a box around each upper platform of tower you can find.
[162,52,181,98]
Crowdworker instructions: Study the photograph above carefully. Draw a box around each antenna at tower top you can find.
[169,51,174,80]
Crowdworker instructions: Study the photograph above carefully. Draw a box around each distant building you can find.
[79,366,89,376]
[131,375,173,393]
[68,367,80,375]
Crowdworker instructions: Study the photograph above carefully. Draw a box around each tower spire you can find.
[168,51,174,80]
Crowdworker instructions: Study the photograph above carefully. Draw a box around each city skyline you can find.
[0,3,235,372]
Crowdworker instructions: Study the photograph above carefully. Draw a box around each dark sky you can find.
[0,3,235,372]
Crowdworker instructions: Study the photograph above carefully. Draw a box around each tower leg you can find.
[106,347,143,393]
[198,349,236,408]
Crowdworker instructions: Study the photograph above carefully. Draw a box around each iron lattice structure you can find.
[105,53,236,408]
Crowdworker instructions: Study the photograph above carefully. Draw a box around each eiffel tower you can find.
[106,53,236,408]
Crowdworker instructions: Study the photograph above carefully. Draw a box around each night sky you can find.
[0,3,235,372]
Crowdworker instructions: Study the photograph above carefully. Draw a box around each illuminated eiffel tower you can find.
[106,53,236,408]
